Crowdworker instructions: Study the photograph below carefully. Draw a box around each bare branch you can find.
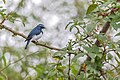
[68,53,71,80]
[0,24,61,51]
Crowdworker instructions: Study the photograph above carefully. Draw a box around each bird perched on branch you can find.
[25,24,45,49]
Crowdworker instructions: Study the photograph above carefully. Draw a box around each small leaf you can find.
[83,46,91,52]
[48,69,57,77]
[107,53,113,60]
[67,40,73,50]
[0,13,6,18]
[3,0,6,4]
[72,53,84,62]
[2,54,6,66]
[70,25,75,32]
[115,32,120,36]
[53,51,66,60]
[86,22,96,33]
[53,52,64,60]
[115,57,120,65]
[22,21,25,27]
[86,4,98,15]
[57,66,66,72]
[1,9,6,12]
[75,26,80,33]
[111,22,120,30]
[92,0,96,3]
[116,52,120,59]
[84,45,99,54]
[97,34,107,44]
[92,45,99,54]
[0,76,3,80]
[65,22,73,29]
[0,6,3,8]
[103,0,108,2]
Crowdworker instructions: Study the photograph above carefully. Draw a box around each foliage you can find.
[0,0,120,80]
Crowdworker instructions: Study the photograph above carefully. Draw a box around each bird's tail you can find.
[25,40,30,49]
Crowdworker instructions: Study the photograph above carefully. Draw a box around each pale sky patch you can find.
[31,0,42,5]
[49,15,59,27]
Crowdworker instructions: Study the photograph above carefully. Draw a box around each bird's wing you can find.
[26,28,41,40]
[31,31,43,41]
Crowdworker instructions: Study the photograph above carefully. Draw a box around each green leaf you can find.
[97,34,107,44]
[2,54,6,66]
[76,72,85,80]
[3,0,6,4]
[69,25,80,33]
[1,9,6,12]
[108,42,116,49]
[103,0,108,2]
[0,13,6,18]
[72,53,84,62]
[65,22,73,29]
[86,4,98,15]
[0,76,3,80]
[48,69,57,77]
[57,77,64,80]
[107,70,115,77]
[57,72,64,78]
[111,22,120,30]
[67,40,73,50]
[53,52,65,60]
[70,25,75,32]
[57,66,66,72]
[116,52,120,59]
[83,45,99,54]
[115,57,120,65]
[95,56,101,64]
[92,0,96,3]
[8,12,27,26]
[86,22,96,33]
[115,32,120,36]
[115,3,120,8]
[53,53,62,60]
[84,46,92,52]
[91,45,99,53]
[110,13,120,30]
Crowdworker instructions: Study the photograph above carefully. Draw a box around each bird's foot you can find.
[32,40,38,43]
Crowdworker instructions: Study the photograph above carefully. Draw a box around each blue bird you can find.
[25,24,45,49]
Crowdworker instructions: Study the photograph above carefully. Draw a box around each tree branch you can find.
[0,24,61,51]
[68,53,71,80]
[99,70,106,80]
[95,21,110,47]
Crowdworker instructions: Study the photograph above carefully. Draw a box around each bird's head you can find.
[38,24,45,29]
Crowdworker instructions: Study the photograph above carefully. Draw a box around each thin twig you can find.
[99,70,106,80]
[0,12,11,24]
[75,66,82,80]
[68,53,71,80]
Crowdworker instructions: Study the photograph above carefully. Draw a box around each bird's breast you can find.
[31,33,43,41]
